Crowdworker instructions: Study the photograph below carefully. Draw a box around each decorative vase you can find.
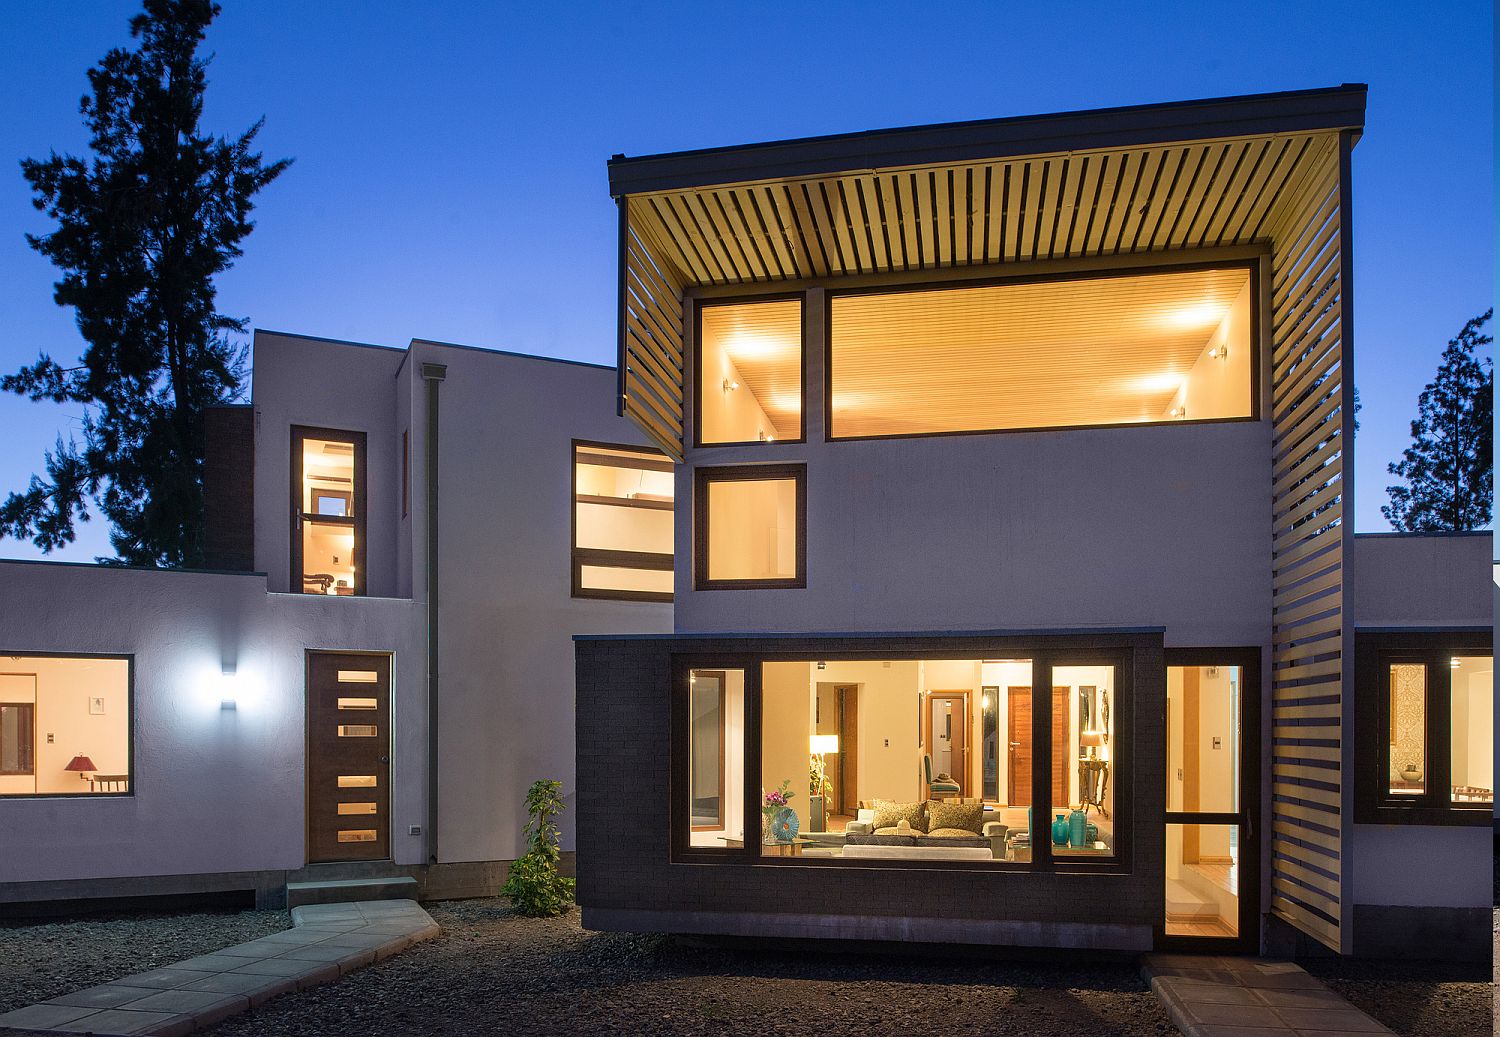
[761,813,776,844]
[1085,820,1099,845]
[1400,764,1423,783]
[1051,813,1069,845]
[1068,808,1089,848]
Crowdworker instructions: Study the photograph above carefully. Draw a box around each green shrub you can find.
[500,779,576,917]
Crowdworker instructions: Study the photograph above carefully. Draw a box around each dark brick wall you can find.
[576,632,1167,948]
[203,405,255,571]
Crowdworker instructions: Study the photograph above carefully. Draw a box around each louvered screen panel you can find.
[1264,132,1352,953]
[618,197,686,460]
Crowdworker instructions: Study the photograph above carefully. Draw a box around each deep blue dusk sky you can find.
[0,1,1491,561]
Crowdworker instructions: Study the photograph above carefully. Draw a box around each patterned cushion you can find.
[846,832,917,846]
[872,799,928,833]
[917,831,989,848]
[926,800,984,835]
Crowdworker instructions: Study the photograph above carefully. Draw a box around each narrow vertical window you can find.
[1448,656,1493,806]
[293,427,366,596]
[697,298,804,446]
[1387,662,1426,797]
[686,668,744,849]
[572,441,674,601]
[1051,664,1117,859]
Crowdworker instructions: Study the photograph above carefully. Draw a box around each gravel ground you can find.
[1300,956,1490,1037]
[0,908,288,1013]
[201,899,1176,1037]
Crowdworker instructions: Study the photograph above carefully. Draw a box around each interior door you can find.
[1008,688,1032,804]
[927,692,969,797]
[1162,649,1261,950]
[307,652,392,863]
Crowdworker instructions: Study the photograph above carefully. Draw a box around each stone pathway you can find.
[1143,954,1394,1036]
[0,900,437,1036]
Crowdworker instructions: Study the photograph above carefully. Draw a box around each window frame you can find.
[692,463,808,591]
[0,652,134,799]
[0,701,35,776]
[570,438,675,603]
[668,639,1140,874]
[1354,628,1493,826]
[291,425,368,597]
[693,293,808,449]
[822,259,1262,443]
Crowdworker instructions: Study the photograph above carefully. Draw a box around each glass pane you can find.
[687,669,745,849]
[981,686,999,801]
[757,660,1030,863]
[301,437,356,512]
[0,660,129,797]
[1167,665,1240,814]
[1449,656,1493,805]
[302,520,356,595]
[829,268,1252,438]
[707,478,798,581]
[578,565,673,595]
[699,299,802,444]
[1165,823,1239,937]
[301,436,357,594]
[1052,664,1116,859]
[1388,663,1426,796]
[573,446,674,555]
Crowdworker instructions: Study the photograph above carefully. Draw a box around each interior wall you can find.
[1162,279,1252,421]
[700,344,775,444]
[761,661,812,826]
[1451,662,1494,791]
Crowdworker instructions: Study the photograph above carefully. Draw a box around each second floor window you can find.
[827,264,1255,439]
[293,427,366,596]
[697,297,804,446]
[572,441,674,602]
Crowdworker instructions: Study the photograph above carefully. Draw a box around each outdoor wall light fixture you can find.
[220,666,238,711]
[722,379,739,392]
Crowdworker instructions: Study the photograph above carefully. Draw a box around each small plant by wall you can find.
[500,779,576,917]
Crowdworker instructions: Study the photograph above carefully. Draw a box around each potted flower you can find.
[761,779,796,843]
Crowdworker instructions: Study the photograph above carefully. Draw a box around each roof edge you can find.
[608,84,1367,196]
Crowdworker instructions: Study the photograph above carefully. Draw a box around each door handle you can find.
[1009,742,1021,749]
[379,755,390,764]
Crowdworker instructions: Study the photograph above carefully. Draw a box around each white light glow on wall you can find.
[1163,302,1227,328]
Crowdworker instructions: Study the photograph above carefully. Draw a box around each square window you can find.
[697,298,803,446]
[694,464,806,589]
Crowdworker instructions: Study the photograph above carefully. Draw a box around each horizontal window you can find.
[698,298,803,446]
[694,464,806,590]
[828,266,1254,438]
[0,656,130,797]
[573,441,674,602]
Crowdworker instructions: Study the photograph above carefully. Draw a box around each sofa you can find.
[843,800,1009,859]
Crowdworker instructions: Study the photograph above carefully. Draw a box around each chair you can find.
[924,753,961,799]
[89,774,129,793]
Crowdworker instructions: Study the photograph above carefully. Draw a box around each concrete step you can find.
[286,876,419,908]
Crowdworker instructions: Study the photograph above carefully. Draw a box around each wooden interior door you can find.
[1007,688,1031,804]
[307,652,391,863]
[837,686,859,816]
[1051,687,1069,809]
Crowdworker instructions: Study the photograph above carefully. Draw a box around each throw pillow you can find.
[926,800,984,834]
[872,799,927,833]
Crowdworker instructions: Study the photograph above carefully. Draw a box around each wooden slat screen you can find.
[619,197,687,460]
[1264,131,1352,953]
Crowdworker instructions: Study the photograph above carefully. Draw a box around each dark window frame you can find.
[0,701,35,775]
[291,425,368,597]
[1354,628,1493,826]
[693,292,808,449]
[692,463,807,591]
[822,258,1262,443]
[0,652,135,799]
[571,439,674,603]
[668,638,1141,875]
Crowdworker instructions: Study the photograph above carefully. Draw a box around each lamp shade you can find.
[65,755,97,772]
[1080,730,1104,748]
[809,734,839,755]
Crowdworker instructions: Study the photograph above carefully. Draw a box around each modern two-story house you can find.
[574,85,1494,959]
[0,331,674,910]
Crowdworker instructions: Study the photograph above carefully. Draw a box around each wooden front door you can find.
[1007,686,1069,807]
[307,652,391,863]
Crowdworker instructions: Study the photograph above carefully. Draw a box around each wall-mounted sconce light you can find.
[816,661,826,670]
[220,665,238,711]
[1450,657,1462,669]
[723,379,739,392]
[1169,406,1187,419]
[1208,345,1229,361]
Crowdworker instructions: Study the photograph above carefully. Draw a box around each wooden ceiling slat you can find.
[1064,155,1100,257]
[1274,192,1340,301]
[741,187,793,280]
[764,185,816,280]
[1131,147,1179,252]
[892,172,919,271]
[982,164,1004,263]
[1219,137,1285,245]
[815,180,854,275]
[1166,145,1220,249]
[1080,153,1114,255]
[1033,158,1063,260]
[1190,141,1251,247]
[1111,149,1159,254]
[668,193,734,284]
[1204,139,1268,247]
[898,172,926,269]
[1093,151,1136,255]
[626,208,690,299]
[854,175,891,272]
[787,182,834,278]
[695,191,753,282]
[714,189,771,281]
[1144,146,1198,251]
[877,173,908,271]
[963,166,980,265]
[1242,136,1312,242]
[837,177,875,274]
[934,168,954,267]
[1052,156,1084,258]
[1267,138,1340,245]
[642,197,712,286]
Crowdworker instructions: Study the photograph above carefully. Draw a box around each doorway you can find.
[925,692,970,797]
[814,684,859,824]
[1006,687,1069,806]
[307,652,392,863]
[1162,648,1261,951]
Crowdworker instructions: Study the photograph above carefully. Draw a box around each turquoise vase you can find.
[1051,813,1069,845]
[1085,820,1099,845]
[1069,808,1088,848]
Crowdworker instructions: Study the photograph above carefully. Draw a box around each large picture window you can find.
[828,265,1255,439]
[1355,631,1492,824]
[293,426,366,596]
[674,649,1133,869]
[572,441,674,602]
[697,297,804,446]
[0,656,130,797]
[693,464,806,590]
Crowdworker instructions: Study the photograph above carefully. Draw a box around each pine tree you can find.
[1382,310,1493,531]
[2,0,290,566]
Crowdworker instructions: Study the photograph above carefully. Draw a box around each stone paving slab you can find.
[1142,954,1395,1036]
[0,900,438,1036]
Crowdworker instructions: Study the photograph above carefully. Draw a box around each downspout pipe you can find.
[420,362,447,866]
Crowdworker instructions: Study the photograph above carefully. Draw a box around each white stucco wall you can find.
[674,289,1273,647]
[0,560,423,884]
[1349,532,1493,628]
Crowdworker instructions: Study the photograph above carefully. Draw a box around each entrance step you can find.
[1141,953,1394,1035]
[286,876,418,908]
